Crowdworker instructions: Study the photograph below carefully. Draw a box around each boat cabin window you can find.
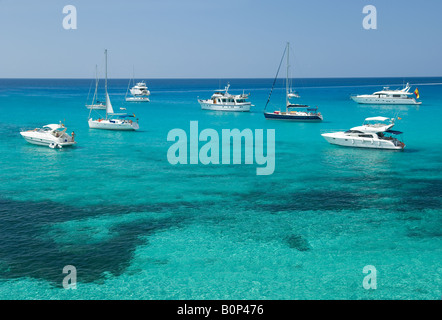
[358,134,373,138]
[393,95,401,98]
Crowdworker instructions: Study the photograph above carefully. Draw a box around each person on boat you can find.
[71,131,75,141]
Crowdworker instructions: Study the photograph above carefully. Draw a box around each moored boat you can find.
[263,42,323,121]
[351,83,421,105]
[20,123,77,148]
[126,79,150,102]
[88,50,140,131]
[321,116,405,150]
[198,83,252,112]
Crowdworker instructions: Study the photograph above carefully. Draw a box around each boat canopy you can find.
[43,124,63,130]
[365,116,391,122]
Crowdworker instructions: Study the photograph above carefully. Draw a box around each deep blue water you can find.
[0,77,441,299]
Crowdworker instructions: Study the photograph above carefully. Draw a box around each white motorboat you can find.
[126,82,150,102]
[198,83,253,112]
[88,50,140,131]
[125,68,150,102]
[321,116,405,150]
[264,42,323,121]
[351,83,421,105]
[20,123,77,148]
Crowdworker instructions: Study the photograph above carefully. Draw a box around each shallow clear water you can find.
[0,77,441,299]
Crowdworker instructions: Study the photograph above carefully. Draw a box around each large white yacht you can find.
[126,80,150,102]
[351,83,421,105]
[321,116,405,150]
[20,123,77,148]
[198,83,253,112]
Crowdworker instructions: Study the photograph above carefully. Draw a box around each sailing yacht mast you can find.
[87,64,101,118]
[92,64,98,104]
[286,42,289,111]
[132,65,135,87]
[125,65,135,100]
[105,49,108,104]
[104,49,113,119]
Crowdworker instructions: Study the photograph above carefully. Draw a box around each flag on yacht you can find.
[414,88,419,99]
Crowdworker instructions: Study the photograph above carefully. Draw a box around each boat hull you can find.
[264,112,323,121]
[199,100,251,112]
[88,119,139,131]
[86,104,106,110]
[126,97,150,102]
[351,96,421,105]
[321,133,404,150]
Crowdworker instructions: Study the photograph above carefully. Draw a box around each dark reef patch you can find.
[285,235,311,252]
[0,197,193,286]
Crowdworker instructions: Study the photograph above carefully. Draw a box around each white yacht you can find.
[321,116,405,150]
[20,123,77,148]
[351,83,421,105]
[198,83,253,112]
[88,50,140,131]
[126,78,150,102]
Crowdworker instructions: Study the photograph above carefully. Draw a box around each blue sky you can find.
[0,0,441,78]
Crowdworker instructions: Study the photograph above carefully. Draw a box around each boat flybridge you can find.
[88,50,139,131]
[321,116,405,150]
[264,42,323,121]
[20,123,76,149]
[198,83,253,112]
[351,83,421,105]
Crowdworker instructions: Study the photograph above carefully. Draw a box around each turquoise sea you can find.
[0,77,441,300]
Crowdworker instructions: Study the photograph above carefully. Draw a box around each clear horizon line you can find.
[1,76,441,80]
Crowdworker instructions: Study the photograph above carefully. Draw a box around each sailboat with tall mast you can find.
[85,65,106,110]
[264,42,323,121]
[88,50,139,131]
